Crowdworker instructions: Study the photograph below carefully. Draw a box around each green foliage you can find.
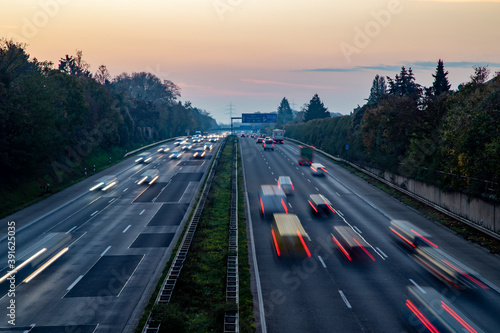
[0,40,217,213]
[276,97,293,126]
[303,93,330,122]
[285,65,500,201]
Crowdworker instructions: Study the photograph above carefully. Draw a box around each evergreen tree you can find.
[432,59,451,96]
[303,94,330,122]
[276,97,293,126]
[387,66,421,99]
[367,74,387,104]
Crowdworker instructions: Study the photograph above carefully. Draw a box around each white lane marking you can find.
[353,226,362,234]
[123,188,128,192]
[288,203,293,208]
[123,225,131,233]
[108,198,116,203]
[337,210,344,217]
[134,180,138,184]
[318,256,327,268]
[409,279,426,294]
[306,234,312,242]
[301,172,304,176]
[271,172,274,175]
[268,166,271,169]
[179,167,183,170]
[315,187,319,191]
[336,192,340,196]
[90,210,99,217]
[67,275,84,291]
[65,226,77,234]
[139,209,145,215]
[101,246,111,257]
[376,247,388,258]
[296,167,299,170]
[339,290,352,309]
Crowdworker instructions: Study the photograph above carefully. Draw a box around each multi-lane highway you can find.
[240,136,500,332]
[0,139,219,332]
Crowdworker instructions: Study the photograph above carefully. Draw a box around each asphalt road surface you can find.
[0,139,219,332]
[240,136,500,333]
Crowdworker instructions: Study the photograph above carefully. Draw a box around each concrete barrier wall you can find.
[365,166,499,234]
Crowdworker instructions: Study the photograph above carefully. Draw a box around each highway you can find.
[240,136,500,332]
[0,140,219,332]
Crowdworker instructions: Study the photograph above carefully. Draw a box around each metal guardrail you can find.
[142,137,228,333]
[224,139,240,333]
[285,137,500,241]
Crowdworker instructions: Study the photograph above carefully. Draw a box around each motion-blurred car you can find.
[256,137,264,144]
[308,194,335,215]
[169,149,183,159]
[389,220,438,250]
[174,138,186,146]
[405,286,486,333]
[331,226,375,262]
[271,214,311,258]
[89,175,118,191]
[137,169,159,185]
[277,176,294,195]
[204,143,213,150]
[135,152,153,163]
[413,246,489,290]
[193,147,206,159]
[259,185,288,218]
[311,163,327,176]
[181,144,192,151]
[263,138,274,151]
[157,146,170,153]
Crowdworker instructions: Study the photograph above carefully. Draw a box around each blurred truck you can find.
[298,145,313,166]
[272,129,284,144]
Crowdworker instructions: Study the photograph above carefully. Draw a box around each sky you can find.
[2,0,500,124]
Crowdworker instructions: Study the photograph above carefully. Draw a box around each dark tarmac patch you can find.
[65,255,143,298]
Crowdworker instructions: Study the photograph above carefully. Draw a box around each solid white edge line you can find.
[67,275,84,291]
[339,290,352,308]
[123,225,131,233]
[318,256,327,268]
[409,279,426,294]
[100,245,111,257]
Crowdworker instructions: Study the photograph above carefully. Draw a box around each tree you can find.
[387,66,421,100]
[94,65,111,85]
[432,59,451,96]
[367,74,387,104]
[58,50,91,78]
[276,97,293,126]
[303,94,330,122]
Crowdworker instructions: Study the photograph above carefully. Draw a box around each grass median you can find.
[145,137,254,332]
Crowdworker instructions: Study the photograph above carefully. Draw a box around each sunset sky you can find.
[2,0,500,123]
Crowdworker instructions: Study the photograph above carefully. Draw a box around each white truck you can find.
[272,129,284,144]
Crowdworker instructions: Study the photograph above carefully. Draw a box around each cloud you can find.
[300,61,500,73]
[240,78,338,90]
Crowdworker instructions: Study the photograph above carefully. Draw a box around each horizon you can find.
[2,0,500,124]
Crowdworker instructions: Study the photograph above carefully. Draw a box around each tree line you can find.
[282,61,500,201]
[0,39,216,186]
